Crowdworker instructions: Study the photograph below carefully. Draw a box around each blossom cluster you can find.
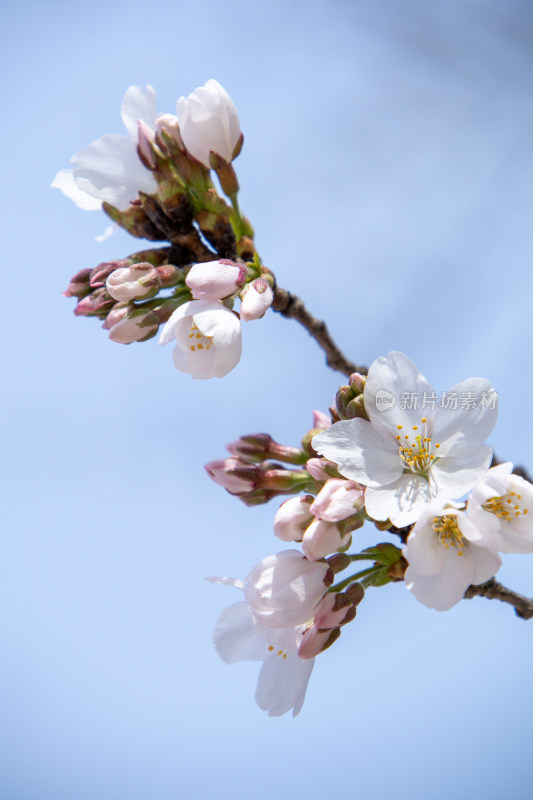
[56,80,532,721]
[206,352,533,715]
[55,81,274,378]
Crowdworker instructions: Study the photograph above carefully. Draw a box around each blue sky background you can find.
[2,0,533,797]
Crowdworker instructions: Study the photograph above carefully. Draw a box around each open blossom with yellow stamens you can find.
[466,463,533,554]
[403,500,502,611]
[312,351,498,527]
[159,299,241,379]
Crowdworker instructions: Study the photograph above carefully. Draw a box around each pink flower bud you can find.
[90,260,131,289]
[273,496,314,542]
[310,479,365,522]
[312,410,331,431]
[313,592,356,631]
[302,519,351,561]
[74,287,115,317]
[106,263,160,302]
[349,373,366,394]
[185,259,246,301]
[305,458,331,482]
[204,457,258,494]
[239,278,274,321]
[101,302,132,330]
[108,309,159,344]
[63,268,92,299]
[298,626,341,660]
[176,79,241,168]
[137,120,156,169]
[227,434,306,465]
[155,114,184,150]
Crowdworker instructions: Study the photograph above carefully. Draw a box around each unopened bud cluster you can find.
[57,80,275,377]
[332,372,368,421]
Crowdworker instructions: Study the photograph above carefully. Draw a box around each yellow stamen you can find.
[433,514,465,555]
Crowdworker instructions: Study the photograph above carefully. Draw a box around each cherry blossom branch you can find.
[464,578,533,619]
[272,286,367,377]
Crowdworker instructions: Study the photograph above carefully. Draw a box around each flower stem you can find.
[330,566,378,592]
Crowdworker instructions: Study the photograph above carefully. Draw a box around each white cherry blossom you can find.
[312,352,498,527]
[53,85,158,212]
[404,499,502,611]
[466,463,533,554]
[208,578,314,717]
[159,300,242,379]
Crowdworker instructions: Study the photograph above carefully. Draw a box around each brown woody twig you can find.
[464,578,533,619]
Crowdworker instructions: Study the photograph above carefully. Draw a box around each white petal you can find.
[94,224,116,243]
[468,462,513,507]
[497,525,533,555]
[365,474,433,526]
[213,603,269,663]
[404,515,446,576]
[255,652,314,717]
[120,84,158,138]
[312,419,402,488]
[72,133,157,211]
[172,343,216,379]
[158,305,188,346]
[469,544,502,584]
[431,446,492,499]
[405,546,475,611]
[213,335,242,378]
[205,576,245,591]
[465,505,506,552]
[192,303,241,345]
[364,351,436,435]
[431,378,498,457]
[51,169,102,211]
